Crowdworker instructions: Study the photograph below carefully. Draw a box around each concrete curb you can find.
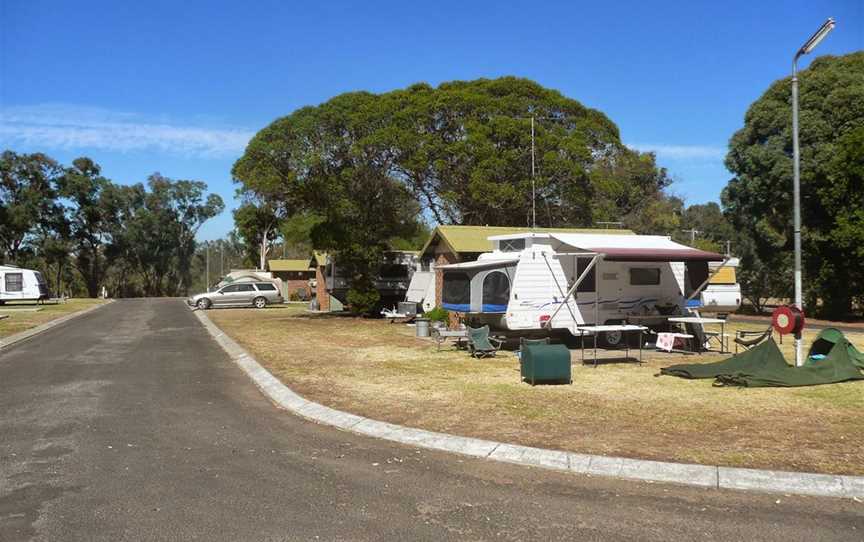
[0,299,115,350]
[194,307,864,499]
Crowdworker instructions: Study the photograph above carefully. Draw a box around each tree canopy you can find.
[233,77,677,311]
[722,52,864,317]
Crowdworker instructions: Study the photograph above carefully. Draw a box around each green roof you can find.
[268,259,314,272]
[420,225,635,257]
[310,251,328,268]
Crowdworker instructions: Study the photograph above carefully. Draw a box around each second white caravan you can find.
[0,265,50,304]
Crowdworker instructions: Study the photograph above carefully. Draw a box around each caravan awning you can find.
[437,258,519,270]
[549,233,724,262]
[587,247,724,262]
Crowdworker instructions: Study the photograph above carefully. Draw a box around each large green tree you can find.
[377,77,671,227]
[233,200,282,270]
[0,151,62,263]
[56,158,114,297]
[233,91,427,313]
[233,77,674,311]
[104,175,224,296]
[722,52,864,318]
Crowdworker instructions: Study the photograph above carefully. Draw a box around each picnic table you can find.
[667,316,729,353]
[572,324,648,366]
[431,328,468,351]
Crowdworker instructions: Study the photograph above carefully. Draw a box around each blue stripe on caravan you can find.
[442,303,471,312]
[481,304,507,313]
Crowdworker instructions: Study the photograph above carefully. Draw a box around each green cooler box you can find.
[520,342,572,385]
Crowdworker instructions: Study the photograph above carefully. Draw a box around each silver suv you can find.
[188,282,283,310]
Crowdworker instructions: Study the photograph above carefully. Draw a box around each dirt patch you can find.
[209,305,864,475]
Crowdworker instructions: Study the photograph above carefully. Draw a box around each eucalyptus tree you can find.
[0,151,62,263]
[723,52,864,317]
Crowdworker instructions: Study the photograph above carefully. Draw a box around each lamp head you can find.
[798,18,836,57]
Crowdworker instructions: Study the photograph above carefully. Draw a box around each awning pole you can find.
[594,259,599,327]
[541,253,579,323]
[685,257,731,304]
[544,253,602,328]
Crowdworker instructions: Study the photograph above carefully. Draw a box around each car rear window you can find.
[256,283,277,291]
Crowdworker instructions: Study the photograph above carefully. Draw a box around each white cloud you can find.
[626,143,726,160]
[0,104,254,158]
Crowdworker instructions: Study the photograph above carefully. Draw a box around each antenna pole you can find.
[531,116,536,229]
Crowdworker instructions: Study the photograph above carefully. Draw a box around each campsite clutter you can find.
[660,328,864,388]
[308,227,864,389]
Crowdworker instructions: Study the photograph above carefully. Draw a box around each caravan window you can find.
[576,258,597,293]
[482,271,510,312]
[442,272,470,311]
[5,273,23,292]
[629,268,661,285]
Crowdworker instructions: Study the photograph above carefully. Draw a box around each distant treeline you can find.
[0,151,224,297]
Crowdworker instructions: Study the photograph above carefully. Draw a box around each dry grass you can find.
[0,298,105,337]
[209,305,864,475]
[0,298,107,339]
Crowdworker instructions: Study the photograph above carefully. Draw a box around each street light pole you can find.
[205,242,210,293]
[791,17,835,367]
[530,116,536,229]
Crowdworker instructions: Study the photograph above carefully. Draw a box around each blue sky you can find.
[1,0,861,240]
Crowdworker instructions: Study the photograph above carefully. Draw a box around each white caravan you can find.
[438,232,725,345]
[0,265,50,303]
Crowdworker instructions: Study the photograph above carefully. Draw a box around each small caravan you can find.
[439,232,726,345]
[0,265,50,303]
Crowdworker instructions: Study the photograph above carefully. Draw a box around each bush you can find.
[424,307,449,323]
[346,286,380,316]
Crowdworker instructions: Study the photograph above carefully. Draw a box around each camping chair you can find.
[734,326,773,354]
[467,325,504,358]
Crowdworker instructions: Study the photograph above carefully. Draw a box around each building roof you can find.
[268,259,314,272]
[419,225,634,257]
[310,251,328,268]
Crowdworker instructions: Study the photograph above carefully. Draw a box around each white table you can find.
[572,325,648,366]
[667,317,728,353]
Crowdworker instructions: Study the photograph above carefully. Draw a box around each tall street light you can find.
[791,17,835,367]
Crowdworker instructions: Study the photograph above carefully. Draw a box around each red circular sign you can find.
[772,305,805,335]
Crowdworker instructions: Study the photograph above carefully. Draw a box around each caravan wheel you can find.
[598,330,624,348]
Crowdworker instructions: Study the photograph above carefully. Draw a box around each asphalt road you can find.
[1,299,862,541]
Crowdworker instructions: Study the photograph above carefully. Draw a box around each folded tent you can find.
[659,328,864,387]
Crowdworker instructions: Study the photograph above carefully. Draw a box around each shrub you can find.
[425,307,449,323]
[346,286,380,315]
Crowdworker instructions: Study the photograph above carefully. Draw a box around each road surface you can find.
[1,299,862,541]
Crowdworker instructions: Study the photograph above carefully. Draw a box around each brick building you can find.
[267,259,314,301]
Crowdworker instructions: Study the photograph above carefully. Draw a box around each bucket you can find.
[415,318,430,338]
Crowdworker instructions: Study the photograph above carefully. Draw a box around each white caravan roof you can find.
[437,257,519,270]
[488,232,724,262]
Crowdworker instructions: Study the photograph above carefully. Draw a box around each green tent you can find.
[659,328,864,388]
[805,327,864,370]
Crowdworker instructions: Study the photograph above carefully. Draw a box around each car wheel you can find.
[197,298,211,310]
[253,296,267,309]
